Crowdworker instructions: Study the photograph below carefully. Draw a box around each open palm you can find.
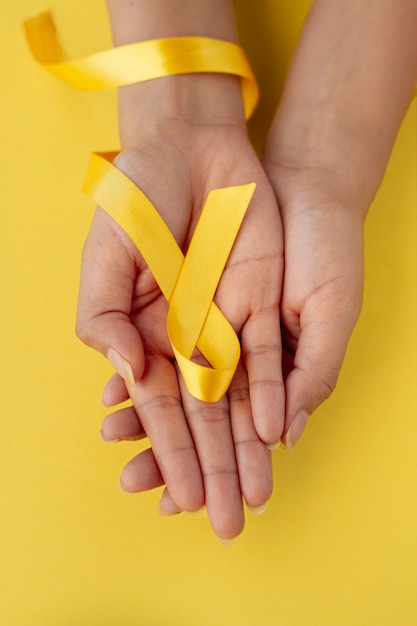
[77,122,284,539]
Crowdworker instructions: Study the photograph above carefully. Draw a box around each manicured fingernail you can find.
[107,348,136,386]
[285,411,309,450]
[246,502,268,516]
[216,536,237,547]
[266,439,281,451]
[185,506,206,519]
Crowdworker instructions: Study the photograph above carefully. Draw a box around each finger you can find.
[102,405,185,514]
[158,487,183,517]
[128,354,204,513]
[101,373,130,407]
[283,299,359,449]
[228,363,273,510]
[241,306,285,447]
[101,405,146,442]
[177,364,244,541]
[76,208,145,385]
[120,447,165,493]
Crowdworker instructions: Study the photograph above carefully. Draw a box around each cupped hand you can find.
[77,107,284,539]
[262,161,365,449]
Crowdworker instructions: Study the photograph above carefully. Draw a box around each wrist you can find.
[106,0,238,45]
[264,104,385,216]
[265,0,417,216]
[106,0,246,147]
[118,73,246,149]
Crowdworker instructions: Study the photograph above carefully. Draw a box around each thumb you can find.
[76,208,145,385]
[283,299,360,450]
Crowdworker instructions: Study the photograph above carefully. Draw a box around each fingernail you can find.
[185,506,206,519]
[266,439,281,451]
[216,536,237,547]
[107,348,136,386]
[100,388,114,407]
[118,479,132,494]
[99,430,121,443]
[246,502,268,516]
[285,410,309,450]
[157,501,174,518]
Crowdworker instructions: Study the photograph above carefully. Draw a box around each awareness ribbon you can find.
[83,153,255,402]
[24,12,259,402]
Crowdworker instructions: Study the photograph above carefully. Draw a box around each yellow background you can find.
[1,1,416,624]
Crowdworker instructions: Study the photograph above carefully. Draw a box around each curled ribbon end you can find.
[23,12,62,65]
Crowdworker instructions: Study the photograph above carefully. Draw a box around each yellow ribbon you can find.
[83,153,255,402]
[24,11,259,401]
[23,11,258,118]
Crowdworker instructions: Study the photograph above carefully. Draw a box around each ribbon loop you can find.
[167,185,255,359]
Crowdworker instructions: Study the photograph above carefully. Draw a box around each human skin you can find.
[263,0,417,446]
[76,0,285,540]
[96,0,417,528]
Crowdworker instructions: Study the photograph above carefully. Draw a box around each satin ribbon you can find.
[83,153,255,402]
[23,11,259,119]
[24,12,259,401]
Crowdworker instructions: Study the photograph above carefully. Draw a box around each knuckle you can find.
[244,342,281,359]
[154,443,195,463]
[139,394,182,413]
[249,377,284,392]
[234,436,263,450]
[228,386,250,403]
[187,405,229,425]
[75,317,92,345]
[203,467,239,480]
[309,366,339,403]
